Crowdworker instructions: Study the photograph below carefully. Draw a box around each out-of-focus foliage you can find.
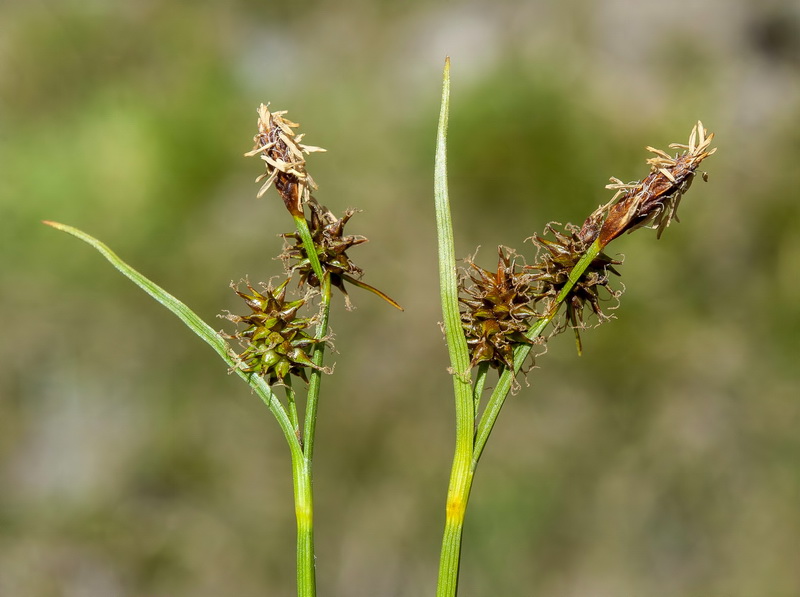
[2,1,800,596]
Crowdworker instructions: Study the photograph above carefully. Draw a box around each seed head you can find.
[245,104,326,217]
[597,121,716,246]
[281,199,367,305]
[459,247,539,370]
[528,224,622,353]
[281,198,402,310]
[221,277,327,384]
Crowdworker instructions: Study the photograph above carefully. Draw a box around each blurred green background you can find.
[2,1,800,595]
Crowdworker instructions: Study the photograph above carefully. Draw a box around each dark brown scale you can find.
[459,247,539,370]
[527,223,621,352]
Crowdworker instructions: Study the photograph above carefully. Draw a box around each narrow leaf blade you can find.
[43,221,302,454]
[43,220,231,362]
[434,59,471,381]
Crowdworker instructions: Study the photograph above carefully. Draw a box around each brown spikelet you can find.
[527,224,622,353]
[245,104,326,216]
[281,199,403,311]
[459,247,539,370]
[597,121,716,247]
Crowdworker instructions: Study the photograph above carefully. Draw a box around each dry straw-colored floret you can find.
[596,121,716,246]
[245,104,326,216]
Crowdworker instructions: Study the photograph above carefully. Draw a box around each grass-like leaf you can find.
[42,220,301,455]
[435,57,475,597]
[434,58,471,394]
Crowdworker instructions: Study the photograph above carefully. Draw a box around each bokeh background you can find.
[2,1,800,595]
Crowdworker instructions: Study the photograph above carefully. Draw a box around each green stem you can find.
[434,58,475,597]
[289,272,331,597]
[285,377,300,443]
[438,464,475,597]
[472,362,489,421]
[293,214,325,283]
[292,453,316,597]
[472,239,603,467]
[292,273,331,597]
[304,274,331,461]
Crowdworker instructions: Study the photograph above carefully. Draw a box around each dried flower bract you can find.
[245,104,326,216]
[597,121,716,246]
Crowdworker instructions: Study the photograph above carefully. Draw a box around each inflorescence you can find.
[223,104,401,385]
[245,104,326,217]
[460,247,538,370]
[228,109,714,382]
[221,279,327,384]
[458,121,716,371]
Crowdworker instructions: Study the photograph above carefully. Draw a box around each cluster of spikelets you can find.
[227,110,715,381]
[459,247,539,370]
[459,121,716,371]
[224,105,399,385]
[528,224,622,354]
[221,279,327,384]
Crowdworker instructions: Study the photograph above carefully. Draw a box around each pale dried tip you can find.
[605,177,637,190]
[698,135,716,155]
[256,170,281,196]
[257,103,271,127]
[247,103,328,205]
[646,146,674,161]
[275,119,296,136]
[659,168,677,183]
[257,179,274,198]
[668,121,715,158]
[262,154,302,175]
[278,116,300,129]
[244,143,273,157]
[279,131,300,149]
[253,103,326,155]
[688,125,698,153]
[293,134,325,153]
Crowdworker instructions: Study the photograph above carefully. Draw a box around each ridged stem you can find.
[292,453,316,597]
[304,274,331,461]
[285,377,300,442]
[293,213,326,283]
[294,251,332,597]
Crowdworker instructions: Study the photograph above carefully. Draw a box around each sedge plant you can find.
[434,58,715,595]
[44,103,401,597]
[45,58,715,596]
